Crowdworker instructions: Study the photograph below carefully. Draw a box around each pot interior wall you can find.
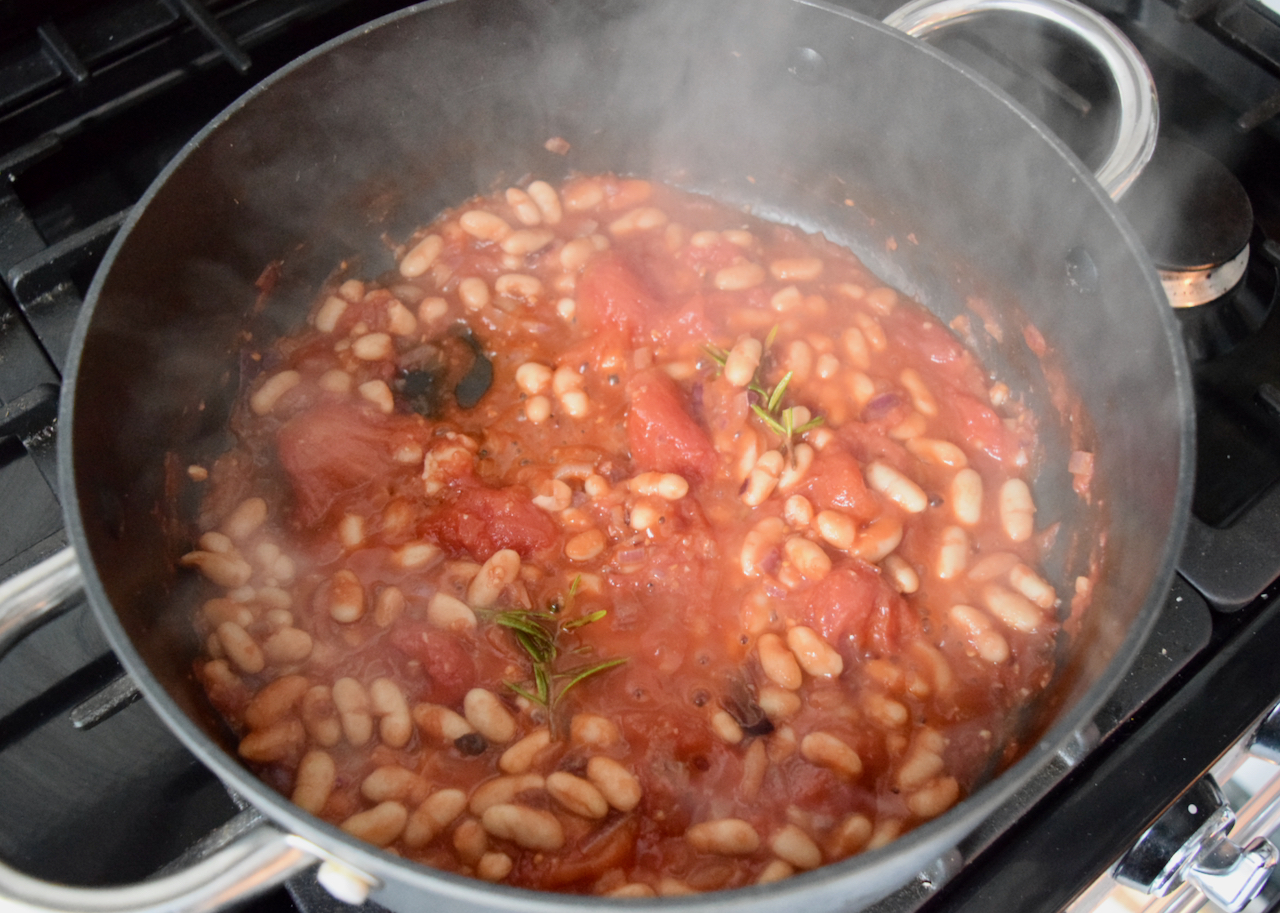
[65,0,1187,885]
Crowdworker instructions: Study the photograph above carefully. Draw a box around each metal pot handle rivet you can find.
[883,0,1159,200]
[0,547,326,913]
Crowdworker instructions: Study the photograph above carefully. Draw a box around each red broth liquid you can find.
[184,174,1065,896]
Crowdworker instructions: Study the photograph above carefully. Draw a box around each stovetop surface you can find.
[2,0,1280,911]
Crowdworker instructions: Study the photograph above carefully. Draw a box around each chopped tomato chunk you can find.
[625,369,718,480]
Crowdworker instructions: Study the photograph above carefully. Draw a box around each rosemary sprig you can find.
[705,328,824,461]
[486,578,626,724]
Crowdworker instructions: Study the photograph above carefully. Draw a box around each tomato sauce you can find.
[183,174,1064,897]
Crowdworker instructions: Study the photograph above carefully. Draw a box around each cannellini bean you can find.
[570,714,620,749]
[564,529,606,562]
[714,261,766,290]
[238,719,303,762]
[501,229,554,256]
[244,675,309,729]
[332,677,373,746]
[949,605,1010,663]
[1009,563,1057,608]
[628,471,689,500]
[815,510,857,551]
[221,497,267,541]
[458,276,491,310]
[897,730,947,790]
[609,206,669,234]
[607,884,657,898]
[999,478,1036,542]
[952,468,984,526]
[202,597,251,628]
[505,187,542,225]
[865,461,929,513]
[800,731,863,779]
[464,689,517,744]
[586,756,642,812]
[982,583,1044,632]
[563,179,604,211]
[907,777,961,819]
[724,337,763,387]
[325,569,366,623]
[481,804,565,851]
[686,819,760,856]
[499,728,552,775]
[427,591,478,632]
[629,499,662,531]
[864,692,910,728]
[883,554,921,594]
[400,234,443,278]
[786,625,844,678]
[392,541,441,570]
[546,771,609,819]
[758,633,803,690]
[559,237,595,271]
[906,437,968,468]
[198,531,235,555]
[358,379,393,414]
[783,536,832,581]
[515,362,552,395]
[217,622,264,674]
[341,801,407,846]
[385,299,417,336]
[292,750,336,814]
[532,478,573,512]
[899,368,938,417]
[250,370,301,416]
[301,685,342,747]
[560,389,589,417]
[469,774,546,816]
[777,443,815,493]
[453,818,490,862]
[370,677,413,748]
[723,229,756,248]
[495,273,543,301]
[314,295,348,333]
[352,332,393,361]
[840,327,870,371]
[936,525,969,580]
[772,285,803,312]
[742,450,784,506]
[417,296,448,325]
[968,551,1021,583]
[757,685,802,720]
[769,257,824,282]
[866,286,898,315]
[361,765,427,805]
[467,549,521,608]
[182,550,252,589]
[413,703,474,743]
[405,789,468,848]
[771,824,823,870]
[758,860,796,884]
[460,210,511,242]
[477,852,514,883]
[855,312,888,351]
[830,814,873,856]
[711,710,745,745]
[526,180,562,224]
[784,494,815,528]
[741,739,769,801]
[525,395,551,423]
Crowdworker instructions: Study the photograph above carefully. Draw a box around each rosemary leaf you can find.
[555,658,629,703]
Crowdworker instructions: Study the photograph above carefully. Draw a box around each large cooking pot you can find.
[0,0,1192,910]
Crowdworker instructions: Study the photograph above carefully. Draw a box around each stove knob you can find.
[1113,775,1278,913]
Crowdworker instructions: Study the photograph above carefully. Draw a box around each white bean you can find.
[369,677,413,748]
[460,210,512,242]
[464,689,517,744]
[800,731,863,779]
[400,234,443,278]
[999,478,1036,542]
[724,337,763,387]
[498,727,552,775]
[332,677,373,746]
[771,824,823,870]
[250,370,301,415]
[546,771,609,819]
[786,625,844,678]
[526,180,563,224]
[292,750,336,814]
[758,633,803,690]
[936,525,969,580]
[1009,563,1057,609]
[686,819,760,856]
[949,605,1010,663]
[906,437,968,468]
[982,583,1044,632]
[341,801,407,846]
[714,261,766,290]
[467,549,521,608]
[865,461,928,513]
[952,468,984,526]
[481,804,565,851]
[586,756,642,812]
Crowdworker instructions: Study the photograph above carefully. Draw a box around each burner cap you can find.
[1121,139,1253,271]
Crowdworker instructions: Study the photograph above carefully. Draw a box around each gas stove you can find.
[1,1,1279,912]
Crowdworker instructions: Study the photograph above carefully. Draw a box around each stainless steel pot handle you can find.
[0,547,324,913]
[883,0,1159,199]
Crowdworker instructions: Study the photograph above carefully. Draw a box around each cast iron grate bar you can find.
[35,22,90,86]
[0,651,123,752]
[165,0,253,74]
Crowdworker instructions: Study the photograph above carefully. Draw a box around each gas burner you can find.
[1120,138,1275,359]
